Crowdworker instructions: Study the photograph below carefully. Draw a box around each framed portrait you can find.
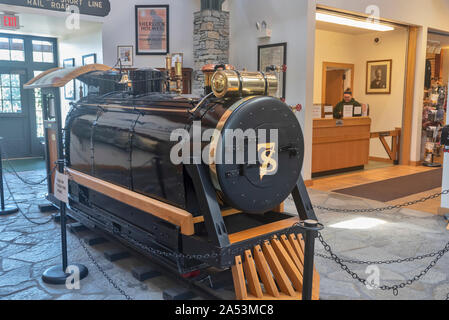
[82,53,97,65]
[366,60,392,94]
[118,45,134,67]
[258,43,287,99]
[171,53,183,68]
[135,5,169,55]
[63,58,75,100]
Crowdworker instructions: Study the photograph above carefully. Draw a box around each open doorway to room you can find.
[312,8,409,178]
[310,8,444,215]
[322,62,354,108]
[420,30,449,168]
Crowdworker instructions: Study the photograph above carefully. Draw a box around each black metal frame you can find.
[63,58,76,100]
[135,5,170,56]
[257,42,287,99]
[66,159,321,299]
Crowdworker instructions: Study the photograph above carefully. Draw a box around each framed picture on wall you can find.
[135,5,169,55]
[258,42,287,99]
[82,53,97,65]
[366,59,392,94]
[117,45,134,67]
[171,53,183,68]
[63,58,75,100]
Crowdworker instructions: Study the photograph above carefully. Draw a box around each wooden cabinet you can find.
[312,117,371,175]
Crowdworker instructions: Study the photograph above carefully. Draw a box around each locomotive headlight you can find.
[212,73,227,96]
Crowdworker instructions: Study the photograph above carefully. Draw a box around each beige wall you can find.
[314,28,408,159]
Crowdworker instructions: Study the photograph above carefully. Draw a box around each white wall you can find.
[314,28,408,159]
[227,0,316,180]
[313,30,355,104]
[58,25,104,121]
[102,0,201,69]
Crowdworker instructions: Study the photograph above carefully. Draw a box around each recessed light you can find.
[317,13,394,32]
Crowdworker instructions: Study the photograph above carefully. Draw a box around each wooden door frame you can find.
[401,26,418,166]
[322,62,355,106]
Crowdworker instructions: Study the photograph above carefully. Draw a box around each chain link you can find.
[4,162,56,186]
[122,221,305,262]
[2,169,53,225]
[314,189,449,214]
[70,228,133,300]
[0,139,55,186]
[317,232,449,297]
[315,249,445,265]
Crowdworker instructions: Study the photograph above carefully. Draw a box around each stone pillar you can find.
[193,9,229,95]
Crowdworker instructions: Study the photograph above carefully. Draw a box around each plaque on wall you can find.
[258,42,287,99]
[63,58,75,100]
[135,5,169,56]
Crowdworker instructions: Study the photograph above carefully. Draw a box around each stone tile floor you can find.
[0,169,448,300]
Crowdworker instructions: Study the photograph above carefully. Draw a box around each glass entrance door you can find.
[0,68,30,158]
[0,33,58,159]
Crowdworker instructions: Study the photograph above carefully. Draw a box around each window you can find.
[0,37,25,61]
[32,40,54,63]
[33,71,44,138]
[0,73,21,113]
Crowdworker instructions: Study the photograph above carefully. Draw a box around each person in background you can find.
[333,89,365,119]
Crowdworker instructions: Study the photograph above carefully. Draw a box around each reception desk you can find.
[312,117,371,175]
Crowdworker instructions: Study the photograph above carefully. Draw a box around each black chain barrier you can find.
[122,221,305,263]
[2,169,53,226]
[0,139,55,187]
[4,160,56,186]
[317,232,449,297]
[314,189,449,214]
[69,228,134,301]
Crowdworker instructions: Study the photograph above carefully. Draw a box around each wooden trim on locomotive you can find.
[66,168,196,236]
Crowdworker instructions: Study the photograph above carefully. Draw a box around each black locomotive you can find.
[63,65,319,300]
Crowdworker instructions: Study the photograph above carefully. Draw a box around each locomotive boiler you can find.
[26,61,320,300]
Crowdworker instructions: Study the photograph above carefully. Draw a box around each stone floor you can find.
[0,169,448,300]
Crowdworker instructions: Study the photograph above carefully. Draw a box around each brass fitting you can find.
[211,70,278,98]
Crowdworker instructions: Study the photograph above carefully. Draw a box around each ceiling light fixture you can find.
[316,12,395,32]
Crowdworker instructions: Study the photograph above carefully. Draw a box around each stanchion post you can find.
[0,137,19,216]
[302,220,318,301]
[41,93,88,285]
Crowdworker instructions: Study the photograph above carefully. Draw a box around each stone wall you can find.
[193,10,229,95]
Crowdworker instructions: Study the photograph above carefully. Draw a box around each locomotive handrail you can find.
[66,168,195,236]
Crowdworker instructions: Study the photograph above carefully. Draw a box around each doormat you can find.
[333,168,443,202]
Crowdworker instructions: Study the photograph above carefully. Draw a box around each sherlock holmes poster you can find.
[135,5,169,55]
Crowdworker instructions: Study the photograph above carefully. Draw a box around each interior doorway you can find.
[322,62,354,107]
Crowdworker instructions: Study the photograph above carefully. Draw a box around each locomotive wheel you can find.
[231,234,320,300]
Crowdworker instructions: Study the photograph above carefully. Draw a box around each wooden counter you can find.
[312,117,371,175]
